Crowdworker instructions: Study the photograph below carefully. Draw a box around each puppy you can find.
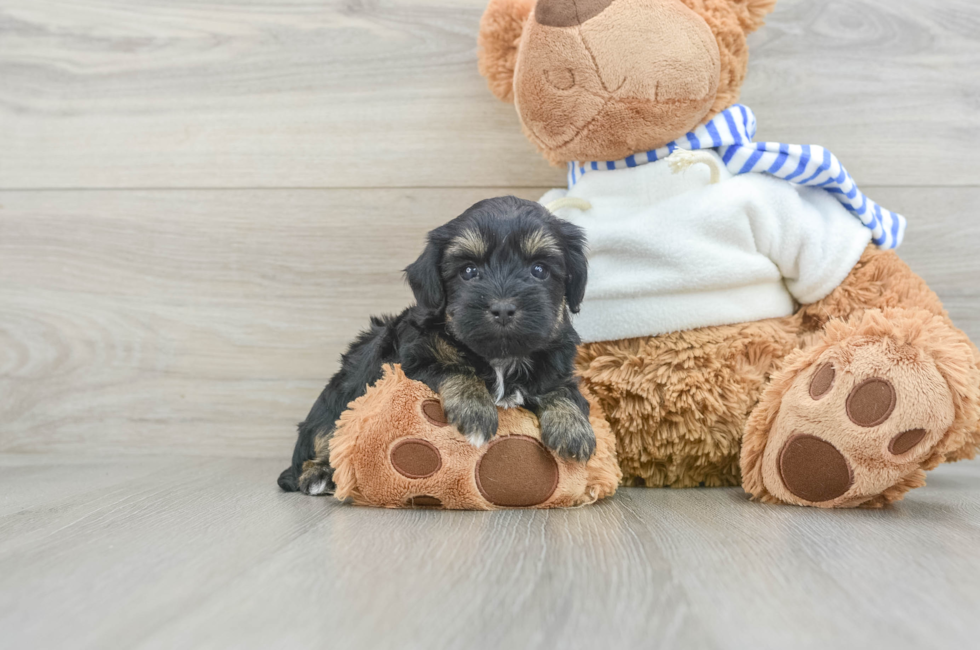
[278,196,594,495]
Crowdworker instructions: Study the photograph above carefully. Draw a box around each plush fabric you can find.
[477,0,980,507]
[478,0,535,102]
[329,365,622,509]
[678,0,777,120]
[541,149,871,342]
[580,248,980,499]
[577,315,800,488]
[514,0,723,164]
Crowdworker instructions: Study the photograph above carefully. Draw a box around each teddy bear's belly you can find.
[576,315,801,488]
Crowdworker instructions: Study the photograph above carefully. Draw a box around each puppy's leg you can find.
[534,385,596,461]
[279,402,337,494]
[407,336,498,446]
[296,430,336,496]
[281,315,394,493]
[438,372,499,447]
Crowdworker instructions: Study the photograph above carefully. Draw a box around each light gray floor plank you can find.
[0,453,179,517]
[0,456,336,649]
[1,187,977,457]
[136,481,707,650]
[2,0,978,189]
[1,454,978,650]
[628,472,980,649]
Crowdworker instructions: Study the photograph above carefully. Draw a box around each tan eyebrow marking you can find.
[446,229,488,258]
[521,229,560,257]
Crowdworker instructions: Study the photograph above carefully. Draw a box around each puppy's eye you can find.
[531,264,549,280]
[460,265,479,281]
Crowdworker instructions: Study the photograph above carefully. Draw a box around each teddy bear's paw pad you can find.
[421,399,450,427]
[761,344,956,507]
[777,434,853,503]
[889,429,929,455]
[475,436,559,507]
[845,378,896,427]
[390,439,443,479]
[808,363,836,399]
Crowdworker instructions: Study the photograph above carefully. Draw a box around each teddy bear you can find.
[474,0,980,507]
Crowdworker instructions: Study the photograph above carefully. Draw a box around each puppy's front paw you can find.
[444,395,499,447]
[440,375,499,447]
[540,399,596,462]
[298,462,336,496]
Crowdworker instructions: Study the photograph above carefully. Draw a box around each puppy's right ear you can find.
[478,0,535,102]
[405,237,445,314]
[553,218,588,314]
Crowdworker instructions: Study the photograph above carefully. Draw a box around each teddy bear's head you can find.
[479,0,776,164]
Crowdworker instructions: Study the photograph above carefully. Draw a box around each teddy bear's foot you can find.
[742,309,980,508]
[325,365,622,509]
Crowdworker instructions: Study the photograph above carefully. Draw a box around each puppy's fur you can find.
[278,196,594,495]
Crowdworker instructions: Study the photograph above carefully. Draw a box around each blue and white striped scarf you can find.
[567,104,906,249]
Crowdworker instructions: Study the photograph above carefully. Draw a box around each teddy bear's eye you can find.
[544,67,575,91]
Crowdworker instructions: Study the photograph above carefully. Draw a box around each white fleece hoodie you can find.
[540,150,872,343]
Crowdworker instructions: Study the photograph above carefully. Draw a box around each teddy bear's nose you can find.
[536,0,615,27]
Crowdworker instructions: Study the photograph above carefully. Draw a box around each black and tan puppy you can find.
[278,196,594,495]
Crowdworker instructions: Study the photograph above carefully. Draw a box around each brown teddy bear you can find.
[476,0,980,507]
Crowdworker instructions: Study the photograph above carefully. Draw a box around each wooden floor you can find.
[2,455,980,649]
[2,0,980,647]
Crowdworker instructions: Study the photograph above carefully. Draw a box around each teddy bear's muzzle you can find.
[515,0,723,162]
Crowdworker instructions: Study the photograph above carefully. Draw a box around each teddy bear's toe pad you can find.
[890,429,928,456]
[760,340,956,508]
[846,378,896,427]
[809,363,836,399]
[390,439,442,479]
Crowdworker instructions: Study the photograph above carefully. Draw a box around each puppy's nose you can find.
[535,0,614,27]
[489,301,518,327]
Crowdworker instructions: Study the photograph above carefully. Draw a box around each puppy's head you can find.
[405,196,587,359]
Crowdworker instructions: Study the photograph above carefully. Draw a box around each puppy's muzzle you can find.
[489,300,518,328]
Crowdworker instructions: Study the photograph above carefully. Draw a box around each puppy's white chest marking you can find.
[491,359,527,409]
[497,389,524,409]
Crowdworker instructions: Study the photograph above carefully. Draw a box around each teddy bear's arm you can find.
[745,180,874,306]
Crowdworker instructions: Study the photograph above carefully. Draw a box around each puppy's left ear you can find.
[554,219,588,314]
[405,236,446,314]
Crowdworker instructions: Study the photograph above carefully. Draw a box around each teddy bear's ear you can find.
[731,0,777,33]
[478,0,535,103]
